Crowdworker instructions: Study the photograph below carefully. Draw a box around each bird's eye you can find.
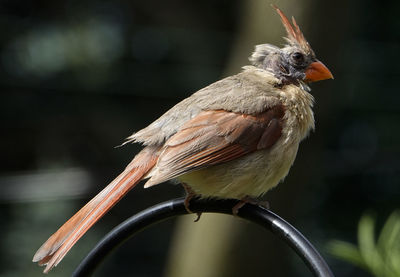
[291,52,304,64]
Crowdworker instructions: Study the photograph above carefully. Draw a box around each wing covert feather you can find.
[144,106,285,186]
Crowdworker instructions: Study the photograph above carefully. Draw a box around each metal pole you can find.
[73,198,334,277]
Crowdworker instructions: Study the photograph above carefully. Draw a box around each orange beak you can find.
[304,60,333,82]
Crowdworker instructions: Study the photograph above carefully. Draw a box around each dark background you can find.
[0,0,399,276]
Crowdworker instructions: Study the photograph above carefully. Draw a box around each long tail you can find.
[33,147,159,273]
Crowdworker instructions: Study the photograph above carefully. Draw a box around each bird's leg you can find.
[182,183,202,222]
[232,196,270,216]
[182,183,195,212]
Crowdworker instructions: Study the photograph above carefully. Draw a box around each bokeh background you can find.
[1,0,399,276]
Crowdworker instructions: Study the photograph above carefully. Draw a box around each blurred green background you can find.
[0,0,399,276]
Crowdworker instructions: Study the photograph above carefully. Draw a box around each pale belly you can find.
[177,142,299,199]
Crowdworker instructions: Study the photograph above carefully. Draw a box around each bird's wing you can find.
[144,106,285,187]
[126,69,280,146]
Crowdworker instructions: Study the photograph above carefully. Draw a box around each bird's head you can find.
[249,6,333,84]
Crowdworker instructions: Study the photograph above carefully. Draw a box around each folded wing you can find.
[144,106,285,187]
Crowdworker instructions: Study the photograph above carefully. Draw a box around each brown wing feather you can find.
[144,106,284,187]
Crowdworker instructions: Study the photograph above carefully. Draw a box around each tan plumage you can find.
[33,6,332,273]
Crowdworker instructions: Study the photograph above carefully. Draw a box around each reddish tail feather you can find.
[33,148,158,273]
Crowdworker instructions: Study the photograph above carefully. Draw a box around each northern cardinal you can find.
[33,6,333,273]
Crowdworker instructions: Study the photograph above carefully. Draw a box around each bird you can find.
[33,6,333,273]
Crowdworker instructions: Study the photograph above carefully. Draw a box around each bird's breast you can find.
[177,85,315,200]
[177,135,300,199]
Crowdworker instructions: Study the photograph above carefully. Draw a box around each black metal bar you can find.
[72,198,334,277]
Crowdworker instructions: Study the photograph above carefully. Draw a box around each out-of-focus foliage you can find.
[328,211,400,277]
[3,19,123,78]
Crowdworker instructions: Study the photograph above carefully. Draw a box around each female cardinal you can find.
[33,6,333,273]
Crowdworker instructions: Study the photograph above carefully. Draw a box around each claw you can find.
[232,196,270,215]
[182,183,202,222]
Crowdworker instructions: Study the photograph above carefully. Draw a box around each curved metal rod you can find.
[72,198,334,277]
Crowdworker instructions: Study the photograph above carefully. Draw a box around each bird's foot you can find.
[232,196,270,215]
[182,183,202,222]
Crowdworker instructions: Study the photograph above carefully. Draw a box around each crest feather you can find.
[272,5,313,54]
